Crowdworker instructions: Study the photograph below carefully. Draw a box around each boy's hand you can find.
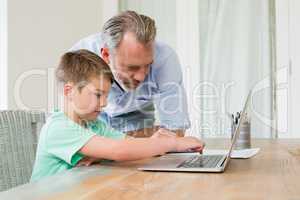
[174,137,205,153]
[76,157,102,167]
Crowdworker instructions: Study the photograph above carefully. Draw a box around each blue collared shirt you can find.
[70,33,191,132]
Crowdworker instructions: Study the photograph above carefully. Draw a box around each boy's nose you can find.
[98,97,107,109]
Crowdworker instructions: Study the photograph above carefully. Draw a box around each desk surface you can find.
[1,139,300,200]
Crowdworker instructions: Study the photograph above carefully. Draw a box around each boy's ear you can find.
[63,83,73,99]
[100,47,110,64]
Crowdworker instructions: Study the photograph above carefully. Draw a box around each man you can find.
[70,10,190,137]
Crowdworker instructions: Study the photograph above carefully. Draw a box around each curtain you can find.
[197,0,275,138]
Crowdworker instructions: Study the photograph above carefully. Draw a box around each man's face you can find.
[104,32,154,90]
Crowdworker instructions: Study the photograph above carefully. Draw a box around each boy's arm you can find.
[79,136,175,161]
[79,136,204,161]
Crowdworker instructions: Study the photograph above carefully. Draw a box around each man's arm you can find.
[152,45,191,134]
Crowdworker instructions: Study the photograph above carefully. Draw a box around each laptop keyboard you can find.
[177,155,225,168]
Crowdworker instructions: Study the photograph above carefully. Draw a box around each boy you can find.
[30,50,204,182]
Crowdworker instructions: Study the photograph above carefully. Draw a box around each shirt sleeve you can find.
[45,120,96,166]
[153,48,191,130]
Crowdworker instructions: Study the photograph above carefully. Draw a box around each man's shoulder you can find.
[69,33,104,55]
[154,40,175,56]
[152,41,179,68]
[78,33,102,43]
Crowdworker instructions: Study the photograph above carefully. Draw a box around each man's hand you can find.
[126,126,185,138]
[126,127,159,137]
[151,128,177,138]
[174,137,205,153]
[76,157,102,167]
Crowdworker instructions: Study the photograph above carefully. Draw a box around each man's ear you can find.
[100,47,110,64]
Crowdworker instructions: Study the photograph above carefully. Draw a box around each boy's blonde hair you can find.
[56,49,113,90]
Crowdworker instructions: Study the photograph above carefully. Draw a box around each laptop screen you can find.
[223,90,252,166]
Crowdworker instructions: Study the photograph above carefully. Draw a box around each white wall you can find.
[0,0,7,109]
[7,0,104,111]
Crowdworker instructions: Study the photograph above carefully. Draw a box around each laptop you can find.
[138,91,251,172]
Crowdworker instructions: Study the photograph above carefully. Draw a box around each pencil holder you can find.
[231,120,251,150]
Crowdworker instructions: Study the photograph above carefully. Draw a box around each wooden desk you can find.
[1,139,300,200]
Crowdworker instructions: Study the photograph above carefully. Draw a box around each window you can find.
[0,0,7,109]
[276,0,300,138]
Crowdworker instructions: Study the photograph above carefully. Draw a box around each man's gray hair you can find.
[102,10,156,50]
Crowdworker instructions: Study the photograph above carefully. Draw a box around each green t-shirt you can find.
[30,111,124,182]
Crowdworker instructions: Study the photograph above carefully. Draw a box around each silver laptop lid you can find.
[222,90,252,167]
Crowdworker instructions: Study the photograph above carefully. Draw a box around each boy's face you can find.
[68,75,111,121]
